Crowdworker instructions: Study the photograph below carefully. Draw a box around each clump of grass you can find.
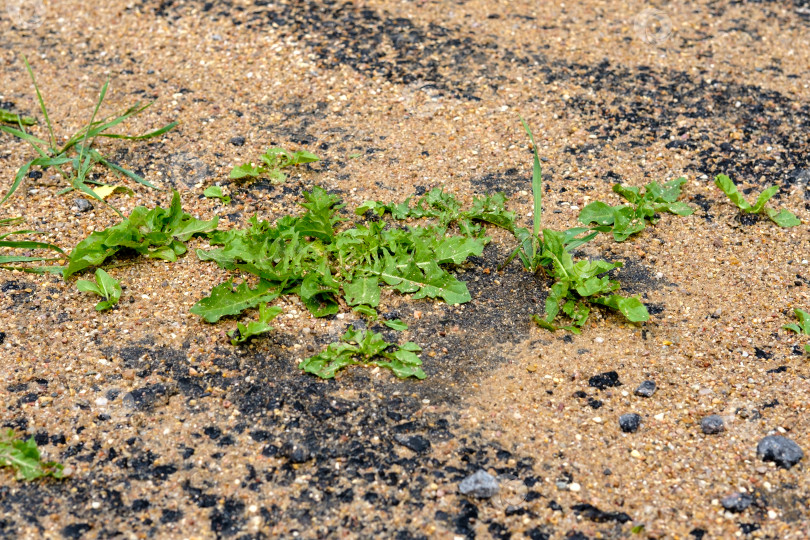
[0,56,177,214]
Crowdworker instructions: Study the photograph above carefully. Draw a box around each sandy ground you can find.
[1,0,809,538]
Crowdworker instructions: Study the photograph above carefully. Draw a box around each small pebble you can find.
[229,136,246,146]
[72,198,93,212]
[721,492,753,513]
[701,415,725,435]
[756,435,804,469]
[619,413,642,433]
[634,380,656,397]
[458,470,499,498]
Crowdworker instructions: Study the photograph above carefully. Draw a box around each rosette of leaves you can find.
[714,174,800,227]
[300,327,425,379]
[192,186,502,324]
[578,178,694,241]
[230,147,319,184]
[64,190,218,278]
[531,229,649,333]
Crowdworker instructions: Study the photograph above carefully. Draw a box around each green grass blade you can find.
[0,159,34,205]
[94,152,158,189]
[520,117,543,239]
[0,229,40,239]
[98,120,178,141]
[23,56,57,151]
[76,101,152,142]
[0,264,63,275]
[32,155,72,167]
[0,124,48,146]
[0,240,65,254]
[76,79,109,166]
[0,255,60,263]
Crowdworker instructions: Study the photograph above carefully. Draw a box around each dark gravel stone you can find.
[131,499,150,511]
[458,469,499,498]
[72,198,94,212]
[0,332,5,344]
[281,441,311,463]
[229,136,246,146]
[394,434,431,453]
[618,413,642,433]
[700,415,725,435]
[721,492,753,513]
[571,503,631,523]
[634,380,656,397]
[588,371,621,390]
[756,435,804,469]
[62,524,92,538]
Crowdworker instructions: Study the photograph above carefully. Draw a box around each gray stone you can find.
[721,492,753,513]
[634,380,656,397]
[701,415,725,435]
[756,435,804,469]
[618,413,642,433]
[72,198,93,212]
[459,469,499,498]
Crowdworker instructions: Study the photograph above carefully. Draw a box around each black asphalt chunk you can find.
[589,371,621,390]
[570,503,631,523]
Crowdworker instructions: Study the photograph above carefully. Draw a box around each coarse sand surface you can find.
[1,0,809,538]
